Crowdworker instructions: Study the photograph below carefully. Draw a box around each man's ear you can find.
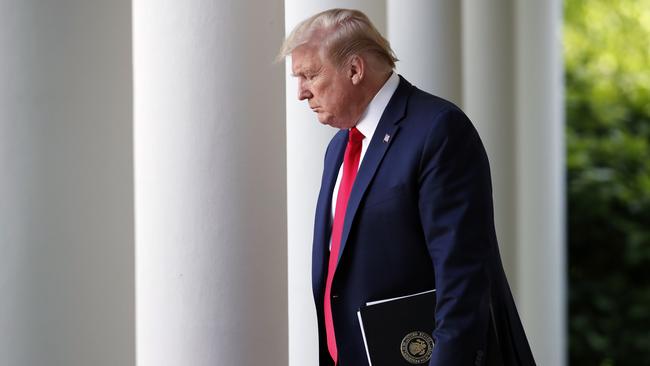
[348,55,365,85]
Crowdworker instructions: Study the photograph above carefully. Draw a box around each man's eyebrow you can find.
[291,69,308,78]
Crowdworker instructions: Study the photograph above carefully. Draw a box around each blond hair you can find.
[278,8,398,69]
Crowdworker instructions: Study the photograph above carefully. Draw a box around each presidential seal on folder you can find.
[400,330,434,364]
[357,289,436,365]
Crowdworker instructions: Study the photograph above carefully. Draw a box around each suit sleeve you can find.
[417,107,493,365]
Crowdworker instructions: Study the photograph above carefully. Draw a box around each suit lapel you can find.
[312,130,347,297]
[336,76,413,264]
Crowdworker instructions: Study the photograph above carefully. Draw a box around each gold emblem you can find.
[400,331,434,364]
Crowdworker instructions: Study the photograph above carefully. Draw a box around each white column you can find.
[134,1,287,365]
[285,2,386,366]
[461,0,518,289]
[515,1,566,365]
[464,0,565,363]
[387,0,462,105]
[0,1,134,366]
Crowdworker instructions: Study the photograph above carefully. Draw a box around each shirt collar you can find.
[353,71,400,140]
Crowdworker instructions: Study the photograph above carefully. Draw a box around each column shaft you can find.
[387,0,462,104]
[515,1,566,364]
[134,1,287,365]
[462,0,518,288]
[0,1,134,365]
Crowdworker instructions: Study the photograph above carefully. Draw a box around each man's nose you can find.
[298,80,312,101]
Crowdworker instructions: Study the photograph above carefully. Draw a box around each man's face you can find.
[291,45,359,129]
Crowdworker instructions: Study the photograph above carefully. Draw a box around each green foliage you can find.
[565,0,650,364]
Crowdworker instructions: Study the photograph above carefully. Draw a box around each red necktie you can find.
[324,127,364,364]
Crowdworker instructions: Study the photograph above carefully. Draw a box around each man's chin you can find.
[317,114,335,127]
[317,114,351,130]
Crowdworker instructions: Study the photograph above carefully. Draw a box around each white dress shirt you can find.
[331,71,400,221]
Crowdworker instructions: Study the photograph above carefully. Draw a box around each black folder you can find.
[357,289,436,365]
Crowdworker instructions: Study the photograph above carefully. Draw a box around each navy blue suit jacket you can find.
[312,76,536,366]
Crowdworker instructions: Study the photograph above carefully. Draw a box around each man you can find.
[279,8,536,366]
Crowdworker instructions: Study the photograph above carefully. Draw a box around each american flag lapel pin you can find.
[383,134,390,143]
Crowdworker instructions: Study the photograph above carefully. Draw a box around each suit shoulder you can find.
[409,87,464,120]
[405,87,476,139]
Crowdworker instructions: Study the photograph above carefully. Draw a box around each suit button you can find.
[332,294,339,299]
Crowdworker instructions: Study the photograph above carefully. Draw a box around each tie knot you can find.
[349,127,364,144]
